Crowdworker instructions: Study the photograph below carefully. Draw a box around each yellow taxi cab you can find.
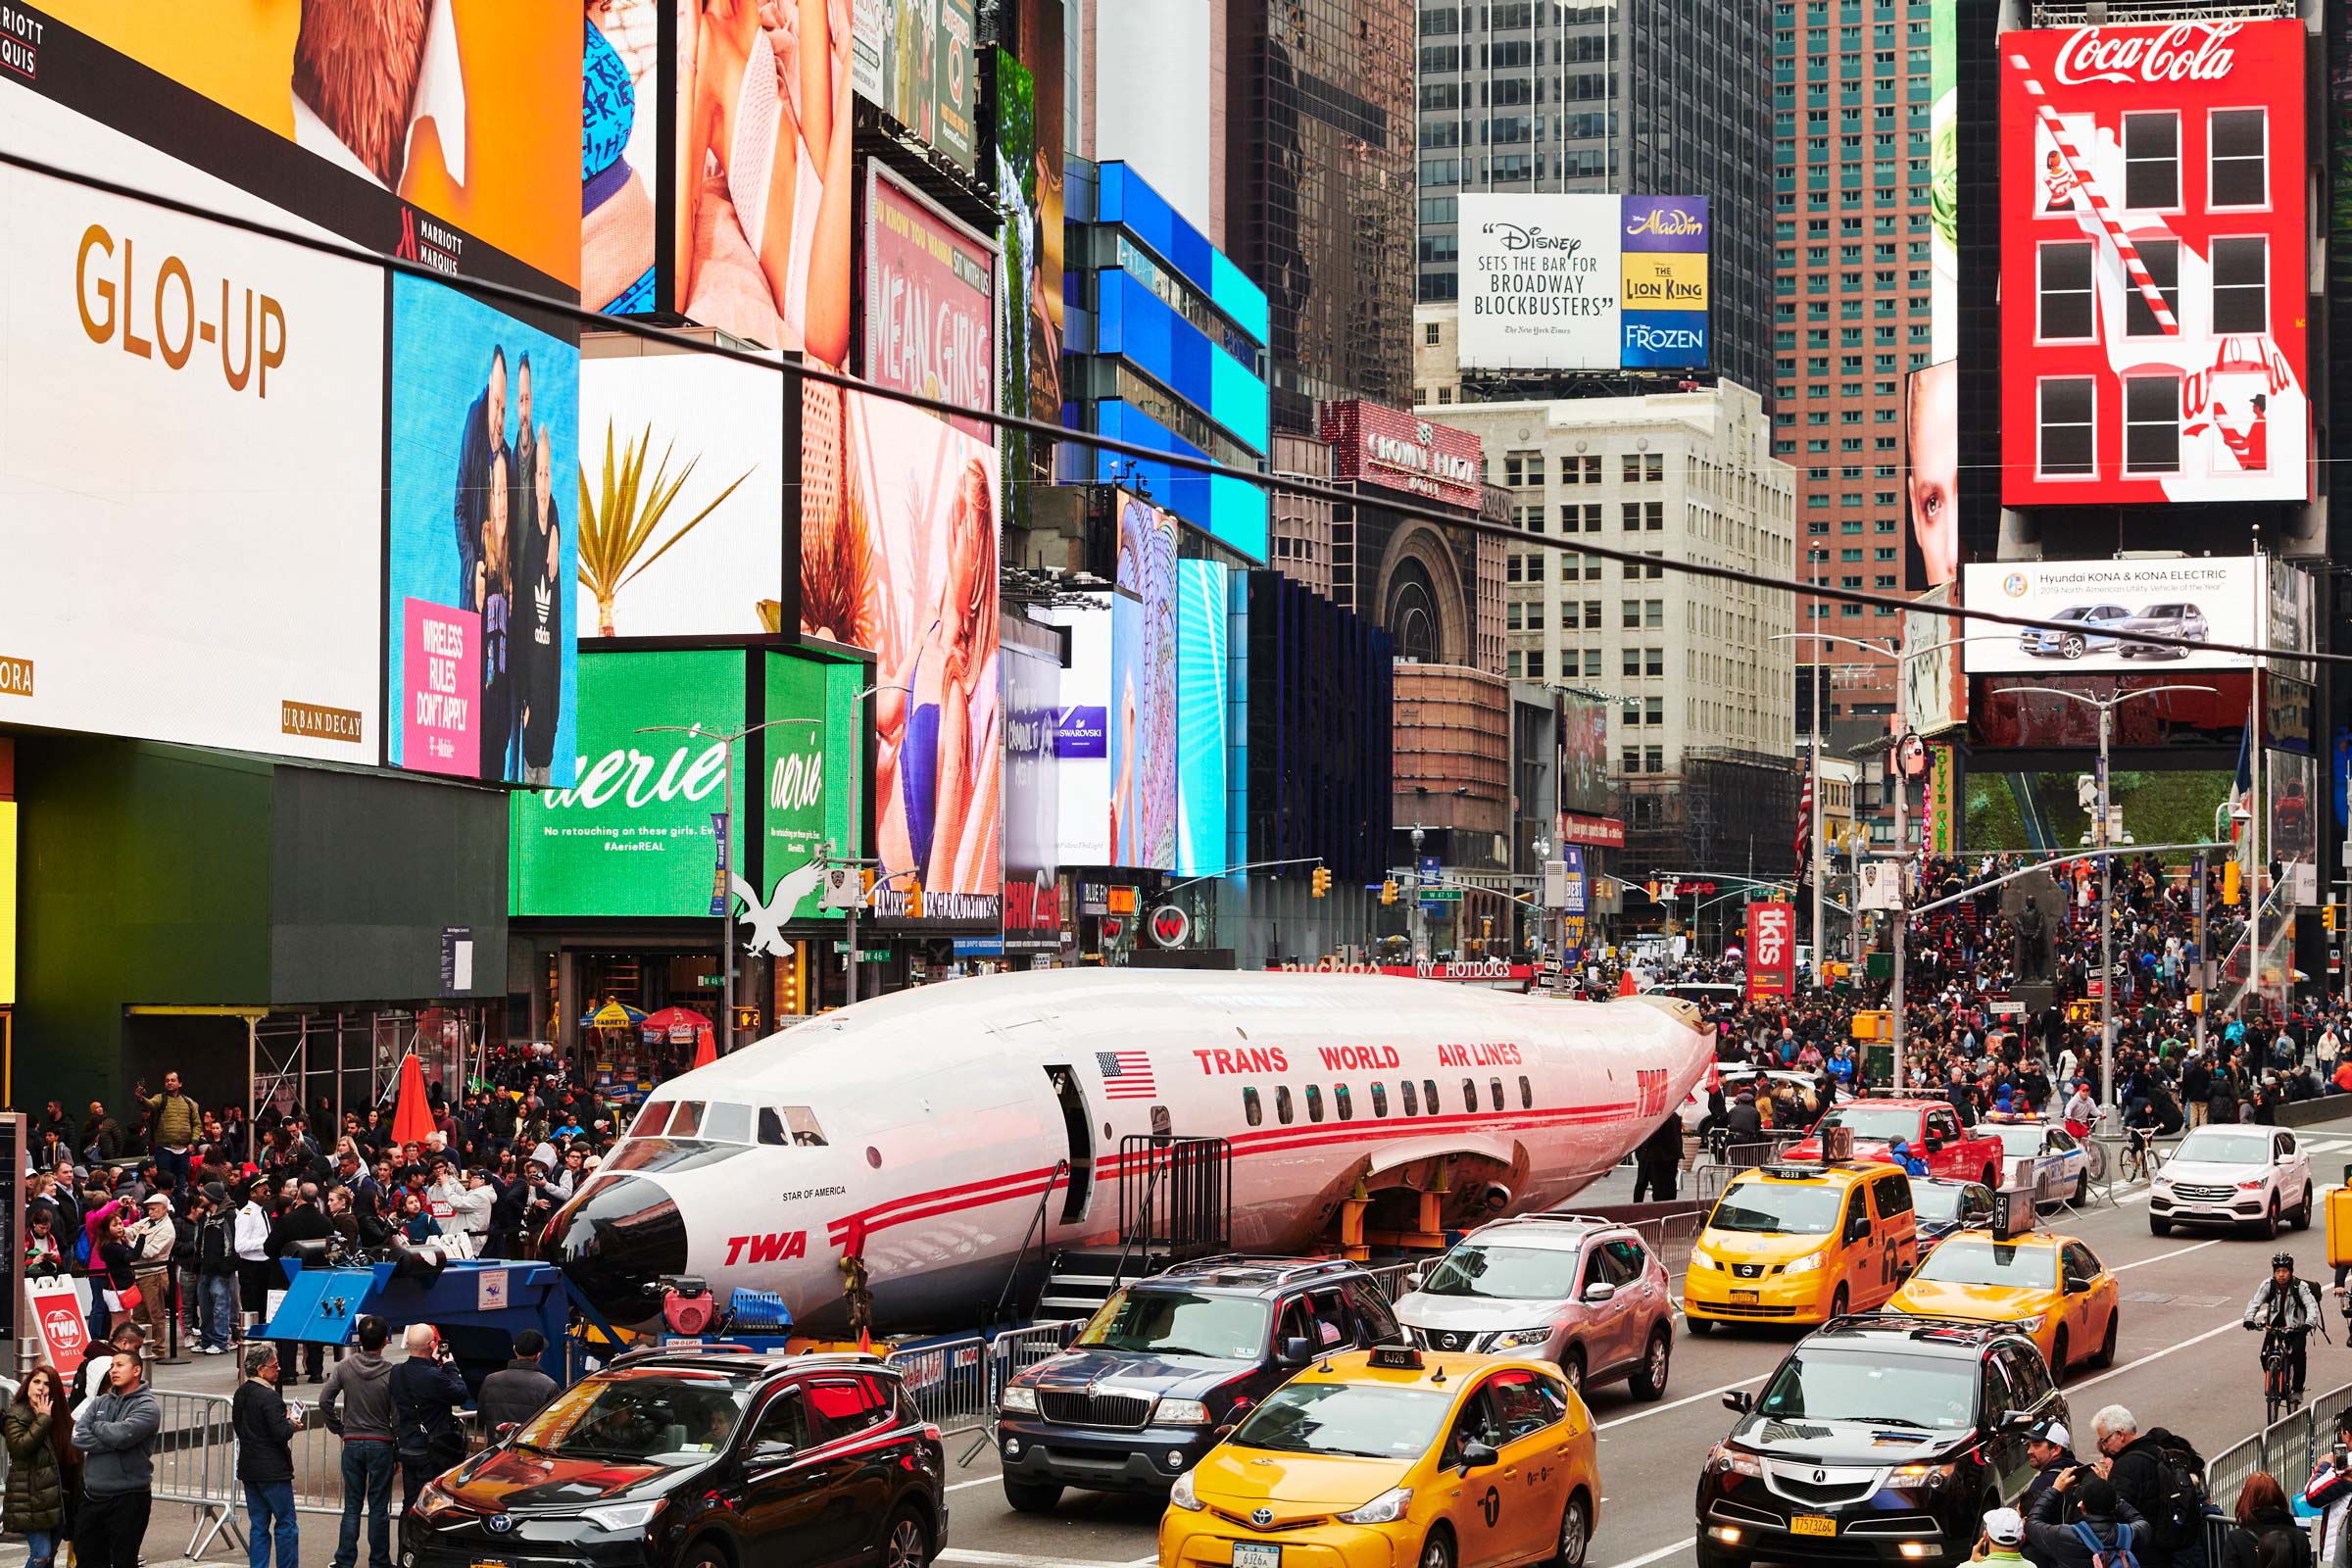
[1683,1158,1918,1331]
[1159,1346,1599,1568]
[1886,1227,2121,1378]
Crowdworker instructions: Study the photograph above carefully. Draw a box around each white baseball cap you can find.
[2034,1420,2071,1449]
[1984,1508,2026,1546]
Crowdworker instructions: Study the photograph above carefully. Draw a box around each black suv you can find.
[994,1255,1408,1511]
[403,1348,946,1568]
[1695,1314,2067,1568]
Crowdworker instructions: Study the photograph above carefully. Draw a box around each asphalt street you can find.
[936,1115,2352,1568]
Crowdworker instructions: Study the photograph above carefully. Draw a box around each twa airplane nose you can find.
[544,1175,687,1326]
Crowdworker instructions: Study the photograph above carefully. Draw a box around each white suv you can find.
[2150,1123,2314,1239]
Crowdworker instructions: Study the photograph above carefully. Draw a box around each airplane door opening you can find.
[1046,1065,1093,1222]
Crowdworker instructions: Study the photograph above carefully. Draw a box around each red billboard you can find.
[862,164,999,444]
[1319,403,1484,511]
[1744,902,1796,1002]
[2000,20,2309,507]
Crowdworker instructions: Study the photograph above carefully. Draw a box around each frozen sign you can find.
[1999,19,2308,506]
[1459,194,1622,370]
[401,600,478,777]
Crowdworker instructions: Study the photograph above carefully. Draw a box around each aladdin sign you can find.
[1319,402,1484,511]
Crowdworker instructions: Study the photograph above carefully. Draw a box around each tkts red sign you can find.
[1744,903,1796,1003]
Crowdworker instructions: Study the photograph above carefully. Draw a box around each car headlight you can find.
[581,1500,663,1533]
[1782,1250,1826,1276]
[1169,1470,1203,1510]
[411,1485,459,1523]
[1338,1486,1414,1525]
[999,1384,1039,1414]
[2012,1313,2045,1332]
[1889,1462,1956,1487]
[1154,1398,1212,1426]
[1707,1446,1766,1480]
[1491,1327,1554,1350]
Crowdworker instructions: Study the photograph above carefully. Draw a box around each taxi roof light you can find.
[1368,1346,1425,1371]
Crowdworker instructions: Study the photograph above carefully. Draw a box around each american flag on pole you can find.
[1793,756,1814,878]
[1097,1051,1158,1100]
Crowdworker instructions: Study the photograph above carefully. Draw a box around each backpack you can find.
[2072,1519,2140,1568]
[2141,1431,2214,1564]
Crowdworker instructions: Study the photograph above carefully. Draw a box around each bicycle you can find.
[2117,1126,2157,1186]
[2258,1323,2305,1426]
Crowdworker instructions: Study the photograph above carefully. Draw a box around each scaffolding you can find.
[245,1007,489,1158]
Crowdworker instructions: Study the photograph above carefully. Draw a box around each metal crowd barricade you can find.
[1360,1260,1418,1302]
[2191,1373,2352,1559]
[988,1319,1079,1399]
[147,1389,245,1560]
[884,1334,992,1439]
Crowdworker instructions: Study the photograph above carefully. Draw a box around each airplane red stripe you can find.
[838,1103,1652,1242]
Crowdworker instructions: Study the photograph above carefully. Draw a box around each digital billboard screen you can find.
[1999,20,2309,506]
[1002,628,1062,950]
[1960,556,2262,675]
[386,273,580,786]
[0,94,385,764]
[755,653,863,929]
[584,1,660,314]
[850,0,978,172]
[862,163,997,442]
[1112,492,1179,871]
[797,390,1001,925]
[1457,194,1710,371]
[576,346,785,638]
[511,649,743,919]
[1176,560,1231,878]
[1047,596,1114,866]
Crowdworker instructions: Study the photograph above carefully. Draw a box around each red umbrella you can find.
[692,1024,717,1070]
[389,1053,436,1146]
[641,1005,710,1045]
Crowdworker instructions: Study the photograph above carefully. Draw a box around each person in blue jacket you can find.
[1887,1138,1930,1177]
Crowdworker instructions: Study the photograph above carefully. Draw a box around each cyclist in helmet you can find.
[2245,1250,2323,1396]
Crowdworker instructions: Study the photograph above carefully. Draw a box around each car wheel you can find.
[2261,1196,2280,1241]
[2092,1309,2118,1369]
[2050,1327,2069,1381]
[882,1505,933,1568]
[1551,1491,1592,1568]
[1630,1328,1672,1401]
[2150,1217,2173,1237]
[1420,1524,1456,1568]
[1002,1478,1062,1514]
[2295,1186,2315,1230]
[677,1544,728,1568]
[1982,1164,1999,1190]
[2061,634,2085,660]
[1830,1284,1849,1320]
[1561,1348,1587,1400]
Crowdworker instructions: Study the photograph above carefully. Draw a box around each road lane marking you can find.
[947,1471,1004,1492]
[941,1550,1136,1568]
[2111,1239,2221,1272]
[2066,1316,2242,1395]
[1599,1537,1694,1568]
[1596,1374,1764,1431]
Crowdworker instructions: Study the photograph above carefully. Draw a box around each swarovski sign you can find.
[2052,22,2242,86]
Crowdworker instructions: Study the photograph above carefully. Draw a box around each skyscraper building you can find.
[1775,0,1939,735]
[1412,1,1775,402]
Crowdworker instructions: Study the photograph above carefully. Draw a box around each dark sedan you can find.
[1908,1177,1996,1263]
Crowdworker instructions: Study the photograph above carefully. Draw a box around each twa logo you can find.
[43,1306,85,1354]
[2052,23,2241,87]
[722,1231,808,1266]
[1635,1068,1670,1119]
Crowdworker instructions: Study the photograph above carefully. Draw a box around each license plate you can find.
[1732,1290,1759,1304]
[1791,1516,1837,1538]
[471,1560,510,1568]
[1234,1544,1281,1568]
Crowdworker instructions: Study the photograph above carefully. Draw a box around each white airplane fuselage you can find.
[544,969,1713,1335]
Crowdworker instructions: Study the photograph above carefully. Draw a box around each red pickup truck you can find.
[1782,1098,2006,1187]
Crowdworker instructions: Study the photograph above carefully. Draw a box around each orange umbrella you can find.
[1617,969,1639,998]
[692,1024,717,1069]
[389,1053,436,1146]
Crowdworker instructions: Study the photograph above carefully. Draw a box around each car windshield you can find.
[1755,1348,1977,1429]
[1228,1383,1453,1460]
[1989,1125,2047,1157]
[1707,1182,1843,1236]
[1914,1239,2058,1291]
[1074,1289,1269,1359]
[2172,1129,2271,1166]
[1419,1244,1583,1300]
[1816,1106,1921,1142]
[511,1371,751,1466]
[2052,607,2094,622]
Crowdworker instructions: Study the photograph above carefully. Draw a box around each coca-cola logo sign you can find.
[2052,22,2241,87]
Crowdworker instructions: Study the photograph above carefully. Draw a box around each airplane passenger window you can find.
[1370,1082,1389,1117]
[1400,1080,1419,1116]
[1335,1084,1353,1120]
[757,1109,786,1146]
[1275,1086,1295,1124]
[1245,1088,1263,1126]
[1423,1080,1441,1115]
[1305,1085,1325,1123]
[1460,1078,1476,1113]
[1490,1078,1504,1112]
[703,1102,752,1144]
[783,1107,827,1147]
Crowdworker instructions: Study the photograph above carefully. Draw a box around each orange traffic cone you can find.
[1617,969,1639,998]
[389,1053,436,1146]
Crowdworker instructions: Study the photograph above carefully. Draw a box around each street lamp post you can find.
[1991,683,2215,1113]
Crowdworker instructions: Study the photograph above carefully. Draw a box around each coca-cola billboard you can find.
[2000,20,2309,508]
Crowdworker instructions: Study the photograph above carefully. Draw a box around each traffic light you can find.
[1381,878,1399,906]
[2328,904,2339,935]
[1311,865,1332,899]
[2224,858,2242,906]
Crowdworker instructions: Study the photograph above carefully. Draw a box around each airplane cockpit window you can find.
[758,1109,786,1146]
[628,1101,669,1137]
[702,1103,752,1145]
[783,1107,828,1147]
